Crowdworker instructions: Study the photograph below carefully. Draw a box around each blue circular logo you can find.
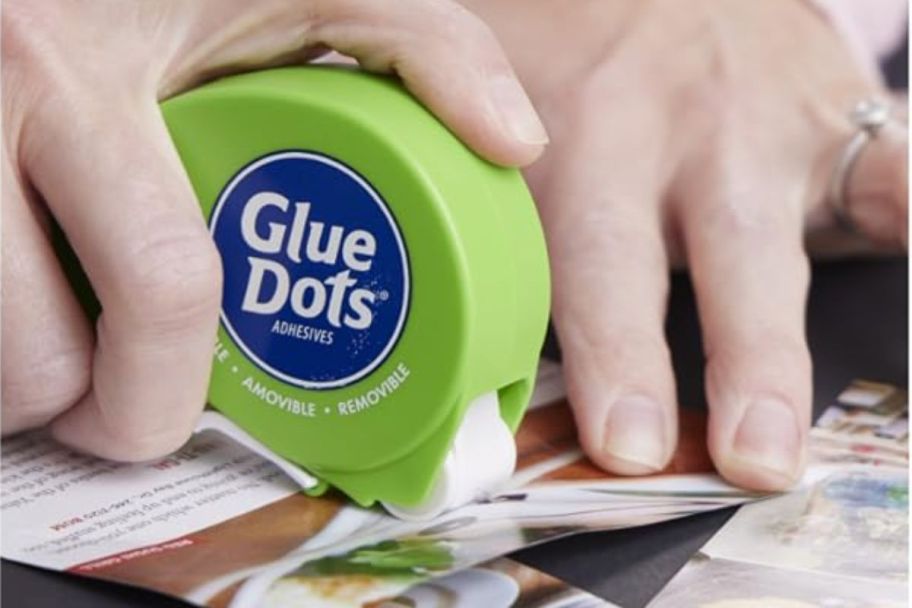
[210,151,410,389]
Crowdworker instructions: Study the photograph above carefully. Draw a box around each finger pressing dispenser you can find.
[162,67,550,519]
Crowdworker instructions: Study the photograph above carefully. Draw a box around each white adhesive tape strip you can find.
[194,411,320,491]
[195,392,517,520]
[383,391,516,520]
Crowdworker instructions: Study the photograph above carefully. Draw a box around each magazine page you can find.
[648,380,909,608]
[2,360,756,607]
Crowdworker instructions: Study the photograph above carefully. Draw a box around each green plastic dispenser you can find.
[162,67,550,518]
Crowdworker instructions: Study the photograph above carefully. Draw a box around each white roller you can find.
[382,391,516,520]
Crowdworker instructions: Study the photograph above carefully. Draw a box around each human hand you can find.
[461,0,908,490]
[2,0,547,460]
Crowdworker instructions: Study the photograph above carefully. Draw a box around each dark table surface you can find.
[3,257,908,608]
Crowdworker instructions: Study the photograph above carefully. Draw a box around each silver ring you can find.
[827,98,892,230]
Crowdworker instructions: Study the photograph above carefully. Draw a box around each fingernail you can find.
[733,397,801,478]
[488,74,549,146]
[603,395,667,470]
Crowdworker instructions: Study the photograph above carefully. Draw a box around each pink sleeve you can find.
[809,0,907,82]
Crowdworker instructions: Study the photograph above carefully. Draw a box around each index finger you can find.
[165,0,548,167]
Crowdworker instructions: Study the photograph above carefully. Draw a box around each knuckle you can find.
[752,332,811,365]
[573,51,635,105]
[117,223,222,330]
[566,323,670,373]
[3,2,50,67]
[708,331,811,383]
[416,0,488,37]
[561,324,675,409]
[1,3,83,97]
[696,189,802,245]
[2,344,91,432]
[4,2,156,146]
[446,4,498,48]
[2,3,58,118]
[408,1,499,61]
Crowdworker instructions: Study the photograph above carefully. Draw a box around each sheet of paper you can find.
[648,379,909,608]
[1,431,300,570]
[2,359,758,607]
